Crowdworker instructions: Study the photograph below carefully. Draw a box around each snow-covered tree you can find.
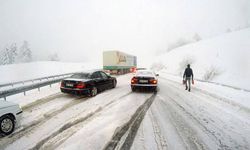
[48,53,60,61]
[193,33,202,41]
[167,38,192,52]
[0,44,18,65]
[150,62,166,71]
[17,41,32,62]
[226,28,232,33]
[0,49,6,65]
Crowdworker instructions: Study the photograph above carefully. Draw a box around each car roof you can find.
[75,70,104,74]
[135,70,155,77]
[136,70,154,74]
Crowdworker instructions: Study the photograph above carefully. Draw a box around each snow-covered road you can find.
[132,77,250,150]
[0,74,155,150]
[1,74,250,150]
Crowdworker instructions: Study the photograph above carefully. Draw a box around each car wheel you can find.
[153,87,158,93]
[131,86,136,92]
[0,115,15,136]
[90,87,98,97]
[112,80,117,88]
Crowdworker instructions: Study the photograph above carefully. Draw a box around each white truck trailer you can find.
[103,50,137,74]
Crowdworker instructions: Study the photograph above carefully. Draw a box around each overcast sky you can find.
[0,0,249,67]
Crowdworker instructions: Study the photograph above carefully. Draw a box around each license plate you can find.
[139,80,148,83]
[66,83,74,87]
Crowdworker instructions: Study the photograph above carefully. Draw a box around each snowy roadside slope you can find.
[155,28,250,90]
[0,61,96,84]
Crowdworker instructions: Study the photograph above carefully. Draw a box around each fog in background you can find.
[0,0,250,67]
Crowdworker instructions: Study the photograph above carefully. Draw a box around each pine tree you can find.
[18,41,32,62]
[9,43,18,63]
[0,44,17,65]
[193,33,202,41]
[48,53,60,61]
[0,48,7,65]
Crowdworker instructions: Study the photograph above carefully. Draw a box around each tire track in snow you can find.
[2,76,130,146]
[21,95,85,127]
[31,92,132,150]
[140,120,147,150]
[160,79,250,149]
[148,109,168,150]
[0,96,87,149]
[103,93,156,150]
[2,74,133,150]
[160,77,250,114]
[22,92,64,110]
[3,87,132,150]
[157,95,208,150]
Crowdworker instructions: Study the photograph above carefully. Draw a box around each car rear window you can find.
[70,73,90,79]
[136,71,153,76]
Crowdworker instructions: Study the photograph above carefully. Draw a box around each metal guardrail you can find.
[0,72,78,100]
[0,73,75,88]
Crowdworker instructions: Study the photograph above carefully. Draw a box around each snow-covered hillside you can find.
[154,28,250,90]
[0,61,97,84]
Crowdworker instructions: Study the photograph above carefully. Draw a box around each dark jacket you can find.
[183,67,193,79]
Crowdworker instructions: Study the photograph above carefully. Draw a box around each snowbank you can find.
[0,61,97,84]
[154,28,250,90]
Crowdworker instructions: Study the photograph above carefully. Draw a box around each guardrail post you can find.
[4,97,6,101]
[38,87,40,92]
[24,91,26,96]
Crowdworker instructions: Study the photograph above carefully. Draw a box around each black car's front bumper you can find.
[60,87,90,95]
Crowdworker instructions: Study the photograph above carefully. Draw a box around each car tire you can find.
[0,115,15,136]
[131,86,136,92]
[90,87,98,97]
[112,80,117,88]
[153,87,158,93]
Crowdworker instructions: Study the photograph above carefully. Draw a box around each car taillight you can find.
[76,82,85,89]
[60,81,64,87]
[131,77,138,84]
[150,79,157,84]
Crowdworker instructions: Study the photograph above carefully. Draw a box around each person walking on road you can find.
[183,64,194,92]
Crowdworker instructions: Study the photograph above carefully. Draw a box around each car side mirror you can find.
[156,74,159,76]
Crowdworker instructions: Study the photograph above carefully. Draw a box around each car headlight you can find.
[19,105,22,111]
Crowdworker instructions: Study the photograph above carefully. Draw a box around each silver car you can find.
[0,100,22,136]
[131,70,159,92]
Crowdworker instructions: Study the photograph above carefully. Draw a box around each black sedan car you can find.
[131,70,158,92]
[60,70,117,96]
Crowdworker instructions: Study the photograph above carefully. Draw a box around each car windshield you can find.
[136,71,153,76]
[70,73,90,79]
